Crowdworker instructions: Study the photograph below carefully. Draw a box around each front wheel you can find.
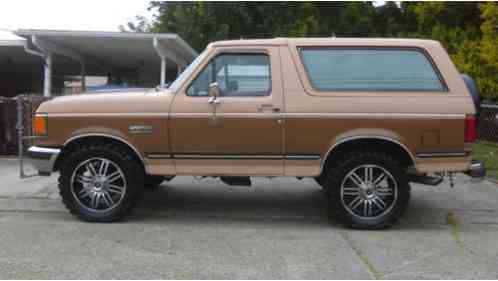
[325,150,410,229]
[58,142,144,222]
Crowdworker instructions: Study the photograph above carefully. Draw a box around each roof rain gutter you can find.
[23,40,44,57]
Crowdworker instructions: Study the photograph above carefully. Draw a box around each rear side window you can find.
[299,48,445,92]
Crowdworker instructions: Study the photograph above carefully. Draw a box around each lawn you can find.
[472,142,498,180]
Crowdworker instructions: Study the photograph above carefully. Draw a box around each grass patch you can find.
[446,210,464,251]
[472,142,498,180]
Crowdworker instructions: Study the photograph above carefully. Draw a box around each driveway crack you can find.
[339,231,383,279]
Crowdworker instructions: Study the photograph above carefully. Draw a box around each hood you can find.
[37,90,173,114]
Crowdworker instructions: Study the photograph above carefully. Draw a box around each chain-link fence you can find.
[0,95,52,156]
[478,104,498,143]
[0,96,18,155]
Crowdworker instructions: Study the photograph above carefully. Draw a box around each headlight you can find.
[33,113,48,137]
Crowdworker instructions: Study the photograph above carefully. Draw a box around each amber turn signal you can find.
[33,114,48,136]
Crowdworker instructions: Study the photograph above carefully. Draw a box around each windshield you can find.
[168,48,210,92]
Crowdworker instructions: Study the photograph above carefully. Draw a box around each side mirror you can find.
[208,82,221,104]
[209,82,220,98]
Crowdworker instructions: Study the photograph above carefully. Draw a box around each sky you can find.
[0,0,155,36]
[0,1,388,40]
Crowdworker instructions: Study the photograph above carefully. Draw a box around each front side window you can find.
[299,48,445,92]
[168,48,209,92]
[187,53,270,97]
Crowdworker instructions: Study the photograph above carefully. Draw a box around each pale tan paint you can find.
[36,91,174,175]
[168,45,286,175]
[172,159,283,176]
[277,42,473,175]
[33,37,476,177]
[284,159,321,176]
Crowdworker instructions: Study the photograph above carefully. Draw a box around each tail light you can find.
[464,114,477,143]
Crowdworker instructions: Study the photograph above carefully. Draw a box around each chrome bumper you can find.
[26,146,61,176]
[466,159,486,179]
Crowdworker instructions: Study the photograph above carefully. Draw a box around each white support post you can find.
[160,57,166,89]
[154,37,189,88]
[43,54,52,97]
[177,64,182,78]
[81,63,86,92]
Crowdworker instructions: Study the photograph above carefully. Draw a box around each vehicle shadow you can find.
[130,177,332,227]
[128,177,468,230]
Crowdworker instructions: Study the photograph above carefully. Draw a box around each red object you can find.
[464,114,477,143]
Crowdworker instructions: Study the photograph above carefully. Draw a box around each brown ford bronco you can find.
[27,38,485,229]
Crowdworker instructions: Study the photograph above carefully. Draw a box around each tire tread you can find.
[58,142,144,222]
[325,148,411,229]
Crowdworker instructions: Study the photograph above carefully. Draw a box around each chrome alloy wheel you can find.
[340,164,398,219]
[70,158,127,213]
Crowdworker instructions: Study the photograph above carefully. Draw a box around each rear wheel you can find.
[325,149,410,229]
[58,142,144,222]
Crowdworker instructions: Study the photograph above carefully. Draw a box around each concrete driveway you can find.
[0,158,497,279]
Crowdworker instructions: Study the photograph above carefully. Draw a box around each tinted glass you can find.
[300,48,444,91]
[187,53,270,97]
[169,48,209,92]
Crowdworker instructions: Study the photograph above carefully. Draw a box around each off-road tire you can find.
[314,175,326,189]
[325,149,411,229]
[58,142,144,222]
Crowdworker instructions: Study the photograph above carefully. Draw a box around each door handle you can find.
[257,104,280,112]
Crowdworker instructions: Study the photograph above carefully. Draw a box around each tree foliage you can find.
[136,2,498,101]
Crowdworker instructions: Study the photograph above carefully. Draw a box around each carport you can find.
[0,29,197,155]
[6,29,197,96]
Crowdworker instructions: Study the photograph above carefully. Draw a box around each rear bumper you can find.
[466,159,486,179]
[26,146,61,176]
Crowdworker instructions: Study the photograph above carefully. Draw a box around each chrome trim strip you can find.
[49,112,464,119]
[26,146,61,176]
[49,113,169,117]
[174,154,283,160]
[28,146,61,155]
[284,113,464,119]
[416,151,467,158]
[146,153,172,159]
[170,113,282,118]
[64,133,146,164]
[146,154,321,160]
[169,113,463,119]
[285,154,321,160]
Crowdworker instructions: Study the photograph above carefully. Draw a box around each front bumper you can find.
[466,159,486,179]
[26,146,61,176]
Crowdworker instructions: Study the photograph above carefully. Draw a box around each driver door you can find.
[169,46,284,175]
